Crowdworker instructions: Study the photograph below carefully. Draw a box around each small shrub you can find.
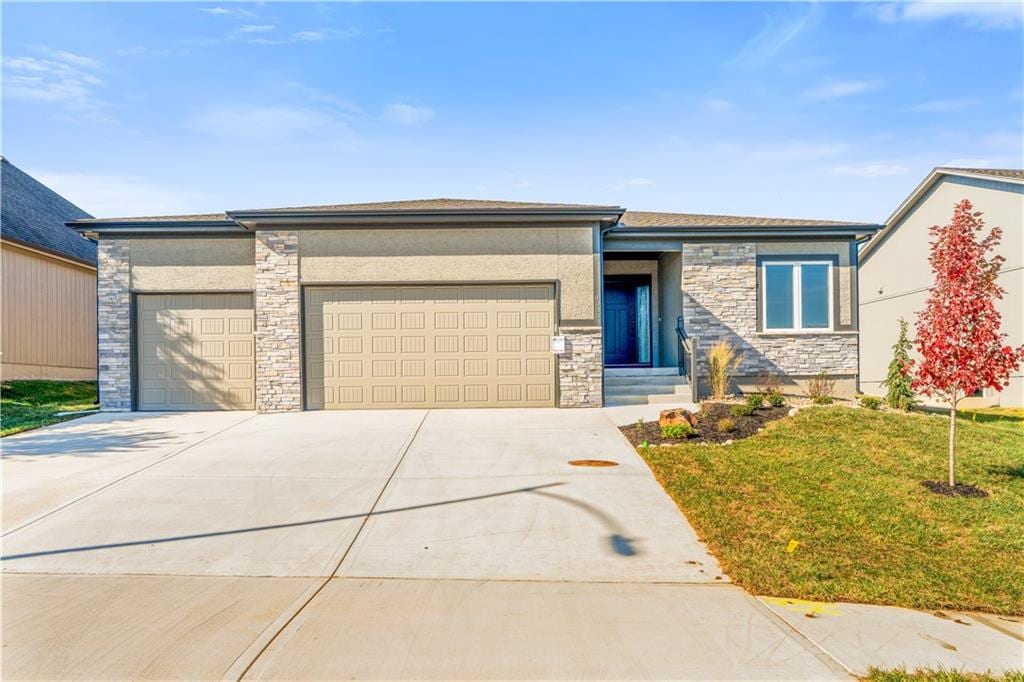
[755,372,783,398]
[716,417,735,433]
[860,395,883,410]
[635,417,645,430]
[766,393,786,407]
[807,371,836,403]
[882,318,917,411]
[707,340,742,399]
[744,393,764,409]
[661,422,695,439]
[730,403,755,417]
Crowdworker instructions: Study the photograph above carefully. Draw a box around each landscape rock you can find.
[659,408,698,428]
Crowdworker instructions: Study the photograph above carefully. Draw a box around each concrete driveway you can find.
[2,409,844,680]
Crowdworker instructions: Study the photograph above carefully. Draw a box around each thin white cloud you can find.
[830,163,909,179]
[703,97,735,112]
[383,103,435,126]
[238,24,275,33]
[34,171,213,217]
[245,27,360,46]
[186,104,340,140]
[2,50,108,119]
[870,2,1023,30]
[34,48,103,70]
[116,46,177,58]
[805,79,879,100]
[627,177,655,187]
[201,6,256,18]
[731,4,821,69]
[608,177,657,191]
[905,98,978,113]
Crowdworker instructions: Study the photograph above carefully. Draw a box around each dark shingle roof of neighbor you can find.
[76,197,865,228]
[1,157,96,264]
[939,167,1024,181]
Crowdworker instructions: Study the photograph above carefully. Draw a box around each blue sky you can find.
[3,1,1022,221]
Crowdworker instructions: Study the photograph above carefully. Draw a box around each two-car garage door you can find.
[135,285,557,411]
[304,284,556,409]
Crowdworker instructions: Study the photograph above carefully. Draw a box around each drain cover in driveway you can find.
[568,459,619,467]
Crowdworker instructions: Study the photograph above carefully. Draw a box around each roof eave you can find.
[225,207,625,228]
[68,219,246,237]
[608,224,881,239]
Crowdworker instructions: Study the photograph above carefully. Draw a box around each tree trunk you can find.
[948,394,958,487]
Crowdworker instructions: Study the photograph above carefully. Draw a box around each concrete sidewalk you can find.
[760,597,1024,677]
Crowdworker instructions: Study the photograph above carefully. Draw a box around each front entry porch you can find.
[602,253,693,406]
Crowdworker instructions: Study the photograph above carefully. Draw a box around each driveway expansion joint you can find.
[225,409,431,681]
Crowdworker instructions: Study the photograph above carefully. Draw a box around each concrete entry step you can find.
[605,367,683,377]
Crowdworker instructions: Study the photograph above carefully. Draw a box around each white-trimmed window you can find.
[762,261,833,332]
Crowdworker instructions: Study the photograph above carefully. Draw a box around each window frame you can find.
[761,259,834,333]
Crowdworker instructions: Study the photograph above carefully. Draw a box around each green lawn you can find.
[866,667,1024,682]
[639,407,1024,615]
[1,380,98,437]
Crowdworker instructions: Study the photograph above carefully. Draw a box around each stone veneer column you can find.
[558,329,603,407]
[96,239,132,411]
[255,230,302,412]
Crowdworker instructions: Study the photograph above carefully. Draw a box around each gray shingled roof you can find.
[236,197,617,213]
[938,167,1024,181]
[71,198,618,224]
[75,197,860,228]
[1,157,96,264]
[619,210,865,228]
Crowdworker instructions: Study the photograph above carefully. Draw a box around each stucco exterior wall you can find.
[657,251,683,368]
[298,226,600,324]
[130,238,255,291]
[860,177,1023,406]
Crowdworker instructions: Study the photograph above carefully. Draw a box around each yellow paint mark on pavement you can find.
[763,596,843,617]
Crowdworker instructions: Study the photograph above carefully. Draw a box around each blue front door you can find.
[604,277,651,366]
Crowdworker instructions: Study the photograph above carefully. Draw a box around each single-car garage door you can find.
[137,293,255,410]
[304,284,556,409]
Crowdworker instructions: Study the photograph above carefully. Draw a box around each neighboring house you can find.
[859,167,1024,408]
[70,199,879,412]
[1,157,97,380]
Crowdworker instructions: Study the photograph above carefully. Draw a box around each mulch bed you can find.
[921,480,990,498]
[619,402,791,446]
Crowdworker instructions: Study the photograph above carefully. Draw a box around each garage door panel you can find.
[304,284,556,409]
[137,293,255,411]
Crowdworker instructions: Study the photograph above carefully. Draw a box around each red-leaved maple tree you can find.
[912,199,1024,487]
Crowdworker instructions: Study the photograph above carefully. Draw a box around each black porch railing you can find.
[676,315,697,400]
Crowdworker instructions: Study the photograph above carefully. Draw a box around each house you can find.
[1,157,97,380]
[859,167,1024,408]
[70,199,879,412]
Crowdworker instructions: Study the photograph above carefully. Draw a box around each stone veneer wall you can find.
[681,242,858,383]
[96,239,132,411]
[558,329,603,407]
[254,231,302,412]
